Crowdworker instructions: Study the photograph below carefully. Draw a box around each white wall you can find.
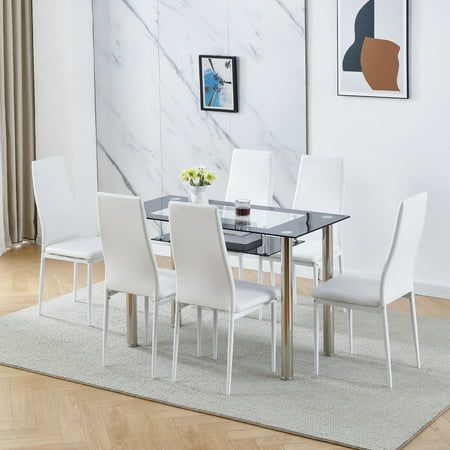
[32,0,450,297]
[33,0,98,236]
[307,0,450,298]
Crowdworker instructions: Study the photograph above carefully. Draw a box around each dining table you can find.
[125,195,349,381]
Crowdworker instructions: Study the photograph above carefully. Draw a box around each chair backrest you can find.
[292,155,344,214]
[169,202,235,311]
[97,193,160,298]
[381,192,427,304]
[32,156,78,248]
[225,149,273,206]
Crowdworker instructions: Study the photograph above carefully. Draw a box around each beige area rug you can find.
[0,284,449,450]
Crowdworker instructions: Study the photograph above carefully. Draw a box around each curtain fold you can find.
[0,0,36,248]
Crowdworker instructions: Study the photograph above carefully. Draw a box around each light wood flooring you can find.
[0,243,449,450]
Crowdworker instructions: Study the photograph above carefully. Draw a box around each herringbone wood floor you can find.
[0,244,449,450]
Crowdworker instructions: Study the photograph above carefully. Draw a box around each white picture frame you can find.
[337,0,409,99]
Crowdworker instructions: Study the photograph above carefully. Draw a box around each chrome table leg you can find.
[126,293,138,347]
[281,236,294,380]
[322,225,334,356]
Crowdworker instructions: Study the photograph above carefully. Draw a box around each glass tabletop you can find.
[144,195,350,239]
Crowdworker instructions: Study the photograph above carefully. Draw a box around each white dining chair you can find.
[97,193,176,378]
[226,148,275,318]
[32,156,103,325]
[169,202,278,396]
[312,192,427,388]
[270,155,345,294]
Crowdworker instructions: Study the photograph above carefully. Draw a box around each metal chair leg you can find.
[382,308,393,388]
[409,292,421,369]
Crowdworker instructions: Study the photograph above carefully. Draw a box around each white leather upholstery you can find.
[32,156,79,248]
[225,149,275,315]
[170,202,277,395]
[292,155,345,244]
[312,193,427,388]
[169,202,235,311]
[292,241,342,264]
[381,192,428,305]
[225,149,273,206]
[158,268,177,300]
[293,155,344,215]
[269,155,345,289]
[234,281,280,313]
[312,193,427,307]
[98,193,176,378]
[311,273,381,307]
[46,236,103,261]
[32,156,102,325]
[97,193,172,299]
[170,202,279,313]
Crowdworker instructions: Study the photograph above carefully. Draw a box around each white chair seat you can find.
[234,280,280,313]
[158,268,176,299]
[45,236,103,261]
[293,240,342,264]
[311,273,382,307]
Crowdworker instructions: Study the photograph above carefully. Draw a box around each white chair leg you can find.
[196,306,202,357]
[338,254,344,274]
[347,308,353,355]
[271,301,276,372]
[86,262,92,327]
[144,297,149,345]
[102,290,110,367]
[38,254,46,316]
[258,257,263,320]
[269,259,275,287]
[213,309,218,360]
[238,254,244,280]
[72,262,78,302]
[226,314,235,396]
[382,308,393,388]
[313,264,319,287]
[409,292,421,369]
[151,299,159,378]
[171,304,181,383]
[314,300,320,375]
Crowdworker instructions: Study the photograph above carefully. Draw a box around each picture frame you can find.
[199,55,238,112]
[337,0,409,99]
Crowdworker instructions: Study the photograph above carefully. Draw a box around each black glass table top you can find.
[152,232,302,257]
[144,195,350,240]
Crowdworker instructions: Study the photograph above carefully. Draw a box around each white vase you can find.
[189,185,209,205]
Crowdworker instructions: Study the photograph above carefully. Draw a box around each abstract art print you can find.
[338,0,409,98]
[199,55,238,112]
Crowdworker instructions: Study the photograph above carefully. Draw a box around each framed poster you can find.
[199,55,238,112]
[337,0,409,98]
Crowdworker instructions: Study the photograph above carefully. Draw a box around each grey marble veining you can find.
[93,0,306,211]
[94,0,162,202]
[228,0,306,207]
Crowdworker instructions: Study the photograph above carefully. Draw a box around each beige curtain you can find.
[0,0,36,247]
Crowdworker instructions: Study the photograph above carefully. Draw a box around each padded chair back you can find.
[225,149,273,206]
[381,192,427,304]
[293,155,344,242]
[32,156,78,248]
[97,193,159,298]
[293,155,344,214]
[169,202,235,311]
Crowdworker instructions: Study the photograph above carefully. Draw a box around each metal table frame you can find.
[125,198,343,381]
